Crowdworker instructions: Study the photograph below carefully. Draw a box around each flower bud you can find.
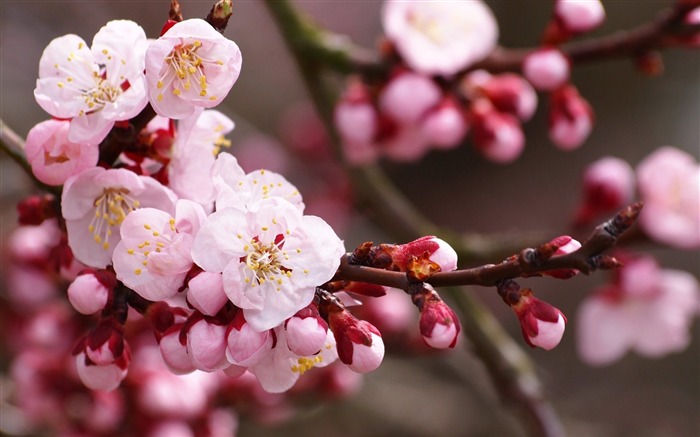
[480,73,538,121]
[187,271,228,316]
[574,156,635,226]
[75,344,131,391]
[420,99,468,149]
[549,84,594,150]
[67,269,115,315]
[335,80,378,145]
[412,284,461,349]
[159,325,195,374]
[185,314,229,372]
[328,308,385,373]
[225,311,274,367]
[379,72,441,124]
[285,305,329,356]
[471,101,525,163]
[555,0,605,34]
[82,318,125,366]
[394,236,459,273]
[522,48,570,92]
[542,235,582,279]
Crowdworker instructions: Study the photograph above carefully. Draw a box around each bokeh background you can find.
[1,1,698,436]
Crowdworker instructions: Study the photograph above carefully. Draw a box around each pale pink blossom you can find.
[381,124,432,162]
[420,100,468,149]
[549,84,594,150]
[61,167,177,268]
[185,316,230,372]
[75,347,130,391]
[67,269,114,315]
[471,102,525,163]
[379,72,441,124]
[577,256,700,365]
[168,109,235,210]
[186,271,228,316]
[285,305,329,356]
[249,327,338,393]
[112,199,205,301]
[24,119,99,186]
[574,156,636,226]
[335,100,378,146]
[636,147,700,249]
[522,48,570,92]
[382,0,498,76]
[192,197,345,331]
[159,326,196,374]
[480,73,538,121]
[555,0,605,34]
[225,311,274,367]
[210,152,305,213]
[145,18,242,119]
[34,20,148,145]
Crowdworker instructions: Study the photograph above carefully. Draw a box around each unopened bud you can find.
[549,84,594,150]
[327,308,384,373]
[285,305,329,356]
[225,310,274,367]
[522,48,570,92]
[555,0,605,34]
[412,284,461,349]
[67,269,115,315]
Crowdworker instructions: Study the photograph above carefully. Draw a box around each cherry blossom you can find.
[225,310,274,367]
[34,20,149,146]
[636,147,700,249]
[112,199,205,301]
[420,99,468,149]
[574,156,636,226]
[382,0,498,76]
[145,18,242,119]
[61,167,177,268]
[471,101,525,163]
[412,284,461,349]
[555,0,605,34]
[24,119,99,186]
[577,255,700,365]
[192,197,344,331]
[67,269,115,315]
[549,84,594,150]
[379,72,441,125]
[522,48,570,92]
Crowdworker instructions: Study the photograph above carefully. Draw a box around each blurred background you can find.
[1,1,698,436]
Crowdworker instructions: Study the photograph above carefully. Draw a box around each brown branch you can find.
[332,203,642,291]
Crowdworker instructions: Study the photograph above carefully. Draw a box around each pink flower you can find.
[479,73,538,122]
[24,119,99,186]
[522,48,570,92]
[548,84,594,150]
[285,305,329,356]
[382,0,498,76]
[249,327,338,393]
[159,326,196,374]
[187,271,228,316]
[61,167,177,268]
[225,311,274,367]
[185,315,230,372]
[168,109,235,210]
[420,99,468,149]
[192,197,345,331]
[574,156,635,226]
[76,350,130,392]
[145,18,242,119]
[112,199,205,301]
[335,80,378,147]
[636,147,700,249]
[34,20,148,145]
[67,269,115,315]
[555,0,605,34]
[379,72,441,125]
[577,255,699,365]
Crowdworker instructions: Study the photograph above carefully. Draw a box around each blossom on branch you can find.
[34,20,149,146]
[382,0,498,76]
[145,18,242,119]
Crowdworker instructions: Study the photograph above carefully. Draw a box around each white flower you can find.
[192,197,345,331]
[145,19,242,119]
[34,20,149,145]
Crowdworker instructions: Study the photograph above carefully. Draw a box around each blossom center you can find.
[88,188,140,250]
[291,356,322,375]
[243,236,291,289]
[157,41,219,101]
[127,217,176,276]
[407,11,444,44]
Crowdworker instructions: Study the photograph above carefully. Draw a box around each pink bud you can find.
[75,347,130,391]
[328,310,385,373]
[159,325,195,374]
[413,285,461,349]
[512,289,567,350]
[186,316,229,371]
[187,271,228,316]
[522,48,570,92]
[420,100,468,149]
[335,101,378,146]
[84,319,125,366]
[379,72,441,124]
[575,157,635,225]
[481,73,538,121]
[549,85,594,150]
[471,102,525,163]
[67,269,114,315]
[401,236,459,272]
[225,311,274,367]
[543,235,582,279]
[555,0,605,34]
[285,305,329,356]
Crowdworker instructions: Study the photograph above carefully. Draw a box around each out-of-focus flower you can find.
[574,156,636,226]
[577,254,700,365]
[382,0,498,76]
[61,167,177,268]
[636,146,700,249]
[379,72,441,124]
[471,100,525,163]
[522,48,570,92]
[548,84,594,150]
[145,18,242,119]
[479,73,538,121]
[67,269,115,315]
[420,99,469,149]
[34,20,149,145]
[25,119,99,186]
[555,0,605,34]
